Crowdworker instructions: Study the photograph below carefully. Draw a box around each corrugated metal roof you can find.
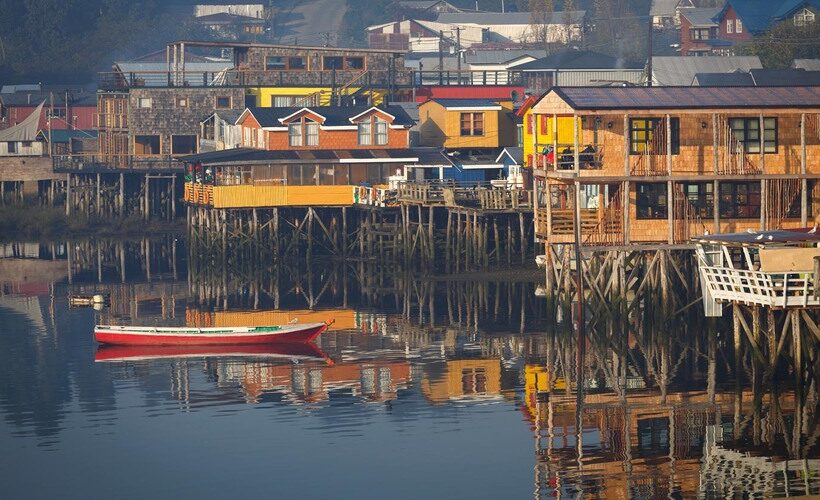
[182,147,448,165]
[692,229,820,246]
[429,98,502,108]
[693,72,755,86]
[246,105,415,127]
[437,10,585,25]
[516,50,643,71]
[794,58,820,71]
[750,68,820,86]
[551,86,820,110]
[680,7,721,25]
[651,56,762,86]
[466,50,539,65]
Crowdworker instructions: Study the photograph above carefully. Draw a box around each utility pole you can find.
[438,30,444,85]
[646,16,653,86]
[456,27,462,77]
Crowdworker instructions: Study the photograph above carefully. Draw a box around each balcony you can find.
[53,154,185,173]
[534,144,603,173]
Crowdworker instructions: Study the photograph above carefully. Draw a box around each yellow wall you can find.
[418,100,516,149]
[521,108,581,168]
[208,185,354,208]
[247,87,386,107]
[420,359,501,402]
[186,309,358,330]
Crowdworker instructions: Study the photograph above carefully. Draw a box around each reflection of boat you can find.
[94,322,329,346]
[94,342,333,364]
[69,294,107,307]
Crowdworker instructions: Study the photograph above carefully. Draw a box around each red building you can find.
[0,86,97,131]
[414,85,525,104]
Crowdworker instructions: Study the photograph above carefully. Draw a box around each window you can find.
[636,183,668,219]
[288,57,306,70]
[137,97,152,108]
[729,117,777,153]
[726,19,734,33]
[47,108,66,119]
[8,142,16,153]
[358,120,372,145]
[374,117,388,145]
[630,118,680,155]
[305,122,319,146]
[176,97,188,108]
[345,57,364,70]
[736,18,743,32]
[215,96,231,109]
[288,123,302,146]
[460,112,484,136]
[323,56,343,70]
[257,129,265,149]
[795,8,815,26]
[171,135,197,154]
[720,182,761,218]
[461,368,487,395]
[272,95,297,107]
[266,56,286,70]
[134,135,161,155]
[682,182,714,218]
[690,28,712,40]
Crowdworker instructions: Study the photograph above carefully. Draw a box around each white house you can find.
[427,11,586,46]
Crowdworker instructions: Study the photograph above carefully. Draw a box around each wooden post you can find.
[171,174,177,220]
[96,173,101,216]
[666,114,673,244]
[446,210,452,270]
[65,174,71,215]
[712,114,720,233]
[801,113,808,226]
[144,174,150,221]
[119,173,125,217]
[623,114,630,244]
[519,212,525,263]
[813,256,820,299]
[341,206,347,257]
[759,114,766,230]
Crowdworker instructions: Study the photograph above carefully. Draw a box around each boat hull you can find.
[94,342,331,363]
[94,323,328,346]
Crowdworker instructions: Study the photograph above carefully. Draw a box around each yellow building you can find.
[518,96,581,169]
[247,87,386,107]
[418,98,517,149]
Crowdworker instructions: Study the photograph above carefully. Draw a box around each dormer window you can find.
[795,8,815,26]
[288,119,319,147]
[357,115,389,145]
[726,19,734,33]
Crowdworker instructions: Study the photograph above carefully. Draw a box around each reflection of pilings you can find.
[187,205,535,271]
[65,235,181,284]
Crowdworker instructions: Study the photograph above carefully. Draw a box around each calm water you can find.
[0,238,817,499]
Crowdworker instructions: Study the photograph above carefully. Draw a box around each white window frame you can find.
[726,19,734,33]
[358,120,372,145]
[137,97,152,109]
[257,129,265,149]
[288,123,302,147]
[305,121,319,146]
[244,127,251,146]
[736,18,743,32]
[374,117,388,145]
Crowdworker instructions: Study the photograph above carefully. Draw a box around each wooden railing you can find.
[185,183,213,206]
[534,143,603,171]
[550,209,599,236]
[396,180,530,209]
[699,266,818,308]
[53,154,185,172]
[353,185,396,207]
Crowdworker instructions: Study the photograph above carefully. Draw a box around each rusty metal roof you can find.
[692,229,820,246]
[551,86,820,110]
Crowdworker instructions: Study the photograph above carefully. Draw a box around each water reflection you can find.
[0,237,816,499]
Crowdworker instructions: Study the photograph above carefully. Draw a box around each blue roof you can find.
[429,99,502,108]
[719,0,820,34]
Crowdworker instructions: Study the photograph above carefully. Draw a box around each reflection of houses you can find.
[420,359,502,403]
[219,359,412,403]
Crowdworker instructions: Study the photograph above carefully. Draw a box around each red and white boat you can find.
[94,322,329,346]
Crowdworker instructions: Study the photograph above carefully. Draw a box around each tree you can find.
[737,19,820,68]
[529,0,557,52]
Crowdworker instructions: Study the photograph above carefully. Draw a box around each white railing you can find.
[699,265,818,308]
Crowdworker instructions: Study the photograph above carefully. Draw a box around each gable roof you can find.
[182,147,448,165]
[516,50,643,71]
[750,68,820,86]
[794,58,820,70]
[651,56,762,86]
[693,72,755,86]
[650,0,695,16]
[396,0,458,10]
[496,147,523,164]
[718,0,820,34]
[680,7,721,26]
[241,106,415,128]
[0,102,43,142]
[466,50,540,65]
[436,10,585,26]
[195,12,266,24]
[545,86,820,111]
[428,98,503,110]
